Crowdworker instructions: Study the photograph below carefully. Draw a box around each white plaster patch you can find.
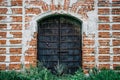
[70,0,77,6]
[86,10,97,34]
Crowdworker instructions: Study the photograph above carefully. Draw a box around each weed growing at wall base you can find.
[0,66,120,80]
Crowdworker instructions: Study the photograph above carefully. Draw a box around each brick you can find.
[98,0,110,7]
[10,48,22,54]
[29,39,37,46]
[25,8,41,14]
[83,63,95,69]
[0,64,6,70]
[11,16,22,22]
[112,32,120,38]
[113,64,120,69]
[10,32,22,38]
[99,32,110,38]
[113,40,120,46]
[83,39,94,46]
[10,24,22,30]
[112,24,120,30]
[83,56,95,62]
[113,48,120,54]
[25,63,36,69]
[9,64,21,70]
[64,0,70,11]
[99,64,110,69]
[98,8,110,15]
[98,16,109,22]
[0,40,6,44]
[0,8,8,14]
[0,16,6,20]
[25,48,37,55]
[99,40,110,46]
[25,16,33,22]
[42,3,48,11]
[0,48,6,54]
[10,56,21,62]
[10,40,22,44]
[50,0,56,11]
[25,56,36,62]
[0,0,6,6]
[11,0,22,6]
[0,56,6,62]
[12,8,22,14]
[82,48,94,54]
[113,16,120,22]
[112,8,120,15]
[99,56,110,62]
[33,32,37,38]
[0,24,7,29]
[113,56,120,62]
[0,32,7,38]
[98,24,110,30]
[112,0,120,7]
[99,48,110,54]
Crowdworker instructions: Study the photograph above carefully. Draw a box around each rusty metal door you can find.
[38,15,82,74]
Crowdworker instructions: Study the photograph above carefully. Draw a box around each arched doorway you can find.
[37,14,82,74]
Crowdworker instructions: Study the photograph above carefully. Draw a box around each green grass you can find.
[0,66,120,80]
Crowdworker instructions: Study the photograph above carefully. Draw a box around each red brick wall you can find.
[0,0,120,73]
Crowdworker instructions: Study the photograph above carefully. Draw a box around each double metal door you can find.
[38,16,82,74]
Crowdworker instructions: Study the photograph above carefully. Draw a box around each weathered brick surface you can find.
[0,56,6,62]
[83,39,94,46]
[83,64,95,69]
[99,48,110,54]
[0,40,6,45]
[112,32,120,38]
[112,24,120,30]
[0,8,8,14]
[113,48,120,54]
[0,24,7,29]
[98,8,110,15]
[99,32,110,38]
[0,48,6,54]
[113,56,120,62]
[25,8,41,14]
[99,56,110,62]
[10,40,22,44]
[12,8,22,14]
[10,24,22,30]
[10,32,22,38]
[11,16,22,22]
[98,24,110,30]
[98,16,110,22]
[99,64,110,69]
[25,56,36,62]
[99,40,110,46]
[113,40,120,46]
[0,64,6,70]
[82,48,94,54]
[83,56,95,62]
[10,48,22,54]
[113,16,120,22]
[112,8,120,15]
[11,0,22,6]
[0,0,120,72]
[25,48,37,55]
[9,64,21,70]
[10,56,21,62]
[0,32,7,38]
